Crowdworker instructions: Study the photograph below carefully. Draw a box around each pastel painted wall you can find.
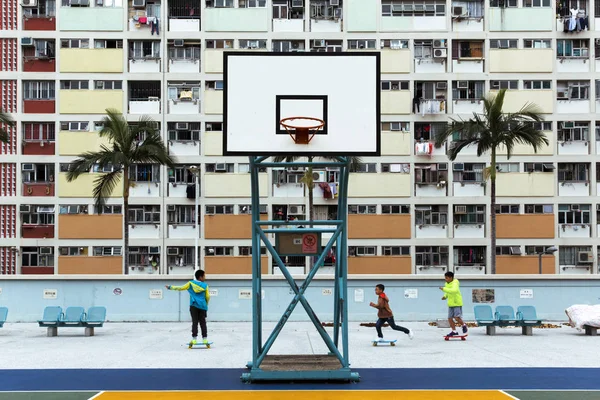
[0,277,597,322]
[381,91,411,114]
[59,131,112,156]
[381,132,411,155]
[59,7,124,31]
[381,50,411,73]
[203,131,223,156]
[346,0,377,32]
[58,172,123,198]
[59,90,124,114]
[490,90,554,114]
[489,8,553,31]
[349,173,411,197]
[496,173,555,197]
[60,49,123,73]
[489,49,553,73]
[204,173,268,197]
[204,8,269,32]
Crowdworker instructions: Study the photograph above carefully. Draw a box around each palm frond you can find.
[91,169,123,210]
[66,150,117,182]
[0,111,15,144]
[130,131,177,167]
[99,109,129,146]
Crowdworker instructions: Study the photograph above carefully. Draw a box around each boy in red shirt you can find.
[370,284,413,342]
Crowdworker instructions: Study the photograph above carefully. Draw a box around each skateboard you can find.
[444,334,468,341]
[187,341,213,349]
[372,339,397,346]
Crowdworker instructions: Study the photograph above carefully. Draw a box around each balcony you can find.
[496,172,554,197]
[452,167,485,197]
[60,6,124,31]
[451,2,483,32]
[489,49,553,73]
[496,255,554,274]
[22,123,55,156]
[22,224,54,239]
[23,1,56,31]
[168,42,200,73]
[168,1,200,31]
[58,131,111,156]
[129,41,161,73]
[23,51,56,72]
[58,256,123,274]
[451,41,484,73]
[556,5,589,34]
[21,206,55,239]
[348,256,411,274]
[58,215,122,239]
[381,49,410,73]
[23,100,55,114]
[168,83,201,114]
[59,90,124,114]
[489,7,553,31]
[204,256,269,275]
[128,223,160,239]
[23,163,55,197]
[348,173,410,197]
[348,215,410,239]
[556,82,590,114]
[310,0,342,32]
[204,173,268,198]
[415,164,448,197]
[454,246,486,275]
[128,0,161,33]
[60,48,123,73]
[129,98,160,114]
[205,6,269,32]
[58,172,122,198]
[558,163,590,196]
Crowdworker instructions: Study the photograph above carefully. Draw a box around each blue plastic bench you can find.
[60,306,85,326]
[82,306,107,336]
[474,305,498,335]
[0,307,7,328]
[38,306,63,337]
[516,306,543,336]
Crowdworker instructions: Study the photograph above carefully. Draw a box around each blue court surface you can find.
[1,368,599,399]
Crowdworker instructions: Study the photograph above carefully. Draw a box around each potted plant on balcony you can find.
[434,89,548,274]
[66,108,177,275]
[0,110,15,143]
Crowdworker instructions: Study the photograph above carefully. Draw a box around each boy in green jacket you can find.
[439,271,467,337]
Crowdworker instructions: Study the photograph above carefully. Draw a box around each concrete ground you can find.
[0,321,598,370]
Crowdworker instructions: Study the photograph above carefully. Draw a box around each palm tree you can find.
[0,110,15,144]
[272,155,362,268]
[433,89,549,274]
[66,109,177,274]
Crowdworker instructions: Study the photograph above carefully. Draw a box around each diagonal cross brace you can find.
[253,225,346,369]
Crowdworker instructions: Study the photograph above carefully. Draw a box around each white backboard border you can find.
[223,51,381,157]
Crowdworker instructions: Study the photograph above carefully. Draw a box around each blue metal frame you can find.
[242,156,359,383]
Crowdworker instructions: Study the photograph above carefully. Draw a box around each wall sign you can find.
[113,288,123,296]
[354,289,364,302]
[404,289,418,299]
[322,288,333,296]
[149,289,163,300]
[43,289,57,299]
[209,289,219,297]
[239,289,252,300]
[520,289,534,299]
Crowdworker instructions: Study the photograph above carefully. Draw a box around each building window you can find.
[557,39,589,58]
[381,39,409,49]
[524,163,554,172]
[452,81,484,100]
[167,205,196,224]
[59,247,85,256]
[22,164,54,183]
[348,39,376,50]
[523,0,551,5]
[524,39,551,48]
[495,204,520,214]
[128,206,160,223]
[129,41,161,59]
[238,205,268,214]
[452,41,483,59]
[94,205,122,214]
[523,80,551,90]
[489,0,517,6]
[167,247,196,267]
[381,163,410,173]
[239,246,267,256]
[533,122,552,131]
[169,45,201,61]
[23,81,55,100]
[205,205,234,215]
[94,80,122,90]
[348,205,377,214]
[415,164,447,184]
[205,163,234,173]
[382,1,446,16]
[94,39,123,49]
[205,246,234,256]
[356,163,377,173]
[205,39,233,49]
[559,246,593,266]
[525,246,546,255]
[239,39,267,49]
[60,39,89,48]
[22,123,55,141]
[558,204,590,224]
[21,206,55,225]
[489,39,518,49]
[22,247,54,267]
[92,247,122,256]
[381,81,409,91]
[558,163,589,182]
[496,246,522,255]
[129,164,160,183]
[60,80,89,90]
[416,246,448,266]
[415,205,448,225]
[348,246,377,256]
[454,246,486,265]
[496,163,519,173]
[60,122,89,131]
[23,0,56,17]
[382,246,410,256]
[558,121,589,142]
[453,205,485,224]
[240,0,266,7]
[381,205,410,214]
[272,40,305,52]
[58,205,88,214]
[169,0,200,17]
[452,163,484,182]
[414,40,433,58]
[381,121,410,132]
[490,80,518,90]
[524,204,553,214]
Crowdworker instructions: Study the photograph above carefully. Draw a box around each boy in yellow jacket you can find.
[439,271,467,337]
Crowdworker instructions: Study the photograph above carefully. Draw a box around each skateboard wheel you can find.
[444,337,449,341]
[372,343,377,346]
[461,337,466,341]
[390,342,395,346]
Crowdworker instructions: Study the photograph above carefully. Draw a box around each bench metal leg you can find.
[47,327,57,337]
[84,327,95,337]
[584,326,598,336]
[522,326,533,336]
[486,326,496,336]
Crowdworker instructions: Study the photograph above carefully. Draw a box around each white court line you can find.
[88,391,105,400]
[499,390,520,399]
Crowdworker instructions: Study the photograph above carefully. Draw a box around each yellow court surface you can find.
[96,390,515,400]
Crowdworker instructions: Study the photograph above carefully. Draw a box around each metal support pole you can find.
[538,253,542,275]
[194,173,199,271]
[249,156,262,369]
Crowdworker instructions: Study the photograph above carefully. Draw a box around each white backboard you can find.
[223,52,380,156]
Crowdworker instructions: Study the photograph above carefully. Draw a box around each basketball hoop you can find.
[280,116,325,145]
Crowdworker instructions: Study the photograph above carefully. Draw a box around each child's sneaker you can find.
[408,330,414,340]
[202,338,209,345]
[374,337,383,342]
[446,331,458,337]
[190,337,197,345]
[462,325,468,334]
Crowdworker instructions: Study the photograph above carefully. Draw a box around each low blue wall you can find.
[0,278,598,322]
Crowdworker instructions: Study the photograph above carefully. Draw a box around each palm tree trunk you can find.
[490,149,497,275]
[123,169,130,275]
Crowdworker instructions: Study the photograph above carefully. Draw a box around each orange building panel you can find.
[496,215,554,239]
[59,215,123,239]
[496,255,555,274]
[349,215,411,239]
[58,256,123,274]
[204,214,268,239]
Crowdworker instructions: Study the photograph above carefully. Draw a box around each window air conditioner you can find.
[132,0,145,7]
[22,0,38,6]
[20,205,31,213]
[291,0,303,7]
[457,81,469,89]
[174,40,184,47]
[436,81,447,89]
[562,121,575,128]
[312,171,326,182]
[578,251,593,263]
[215,163,227,172]
[40,247,53,255]
[433,39,446,48]
[167,205,176,211]
[21,37,34,46]
[176,122,188,130]
[452,6,464,16]
[438,163,448,171]
[22,163,34,171]
[434,48,447,58]
[289,205,304,214]
[454,205,467,214]
[149,246,160,254]
[329,0,339,6]
[167,248,179,256]
[571,204,580,211]
[453,163,464,171]
[312,39,325,47]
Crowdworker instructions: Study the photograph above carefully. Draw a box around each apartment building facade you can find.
[1,0,600,277]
